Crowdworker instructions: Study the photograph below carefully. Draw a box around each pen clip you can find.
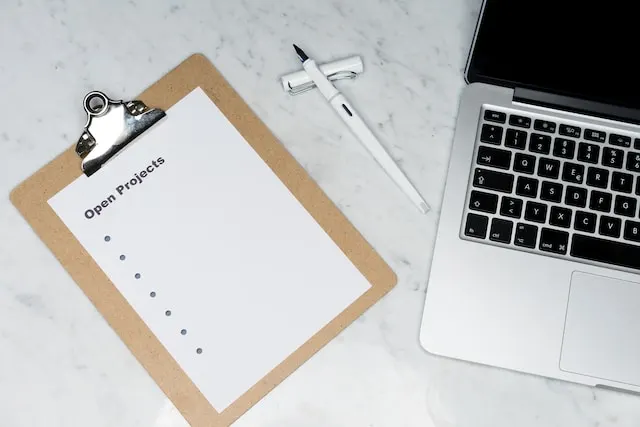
[287,71,358,95]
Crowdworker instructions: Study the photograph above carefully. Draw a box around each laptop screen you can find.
[467,1,639,109]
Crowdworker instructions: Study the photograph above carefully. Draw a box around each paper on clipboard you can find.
[47,87,372,411]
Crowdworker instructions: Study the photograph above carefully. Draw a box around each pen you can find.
[293,44,429,214]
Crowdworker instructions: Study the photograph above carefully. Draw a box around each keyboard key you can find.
[537,157,560,179]
[571,234,640,270]
[553,138,575,159]
[635,139,640,150]
[534,119,556,133]
[513,153,536,174]
[566,186,587,207]
[584,129,606,142]
[500,196,523,218]
[614,195,637,217]
[599,216,622,238]
[465,213,488,239]
[477,146,511,170]
[585,167,609,189]
[473,168,514,193]
[609,133,631,148]
[589,190,612,212]
[636,176,640,196]
[575,211,597,233]
[540,181,563,203]
[625,152,640,172]
[577,142,600,164]
[514,223,538,248]
[480,124,503,145]
[611,171,633,193]
[559,124,581,138]
[509,115,531,128]
[603,147,624,168]
[624,220,640,242]
[562,162,584,184]
[484,110,506,123]
[489,218,513,243]
[549,206,572,228]
[539,228,569,254]
[529,133,551,154]
[505,129,527,150]
[516,176,539,198]
[469,190,498,213]
[525,201,547,223]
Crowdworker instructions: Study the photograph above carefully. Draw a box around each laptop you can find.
[420,0,640,394]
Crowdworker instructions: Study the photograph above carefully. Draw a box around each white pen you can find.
[293,44,429,214]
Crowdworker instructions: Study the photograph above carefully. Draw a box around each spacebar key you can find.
[571,234,640,270]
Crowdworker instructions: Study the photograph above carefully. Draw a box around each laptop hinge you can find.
[513,87,640,126]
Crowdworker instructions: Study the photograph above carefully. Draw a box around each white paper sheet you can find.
[48,88,371,411]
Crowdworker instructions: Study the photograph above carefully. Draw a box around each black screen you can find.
[467,1,640,109]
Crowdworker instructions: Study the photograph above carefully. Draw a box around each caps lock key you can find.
[473,168,514,193]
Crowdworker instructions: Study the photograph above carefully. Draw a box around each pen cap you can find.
[281,56,363,94]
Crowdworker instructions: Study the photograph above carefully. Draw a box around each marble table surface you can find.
[1,0,639,426]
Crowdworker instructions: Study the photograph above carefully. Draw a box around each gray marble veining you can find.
[1,0,639,426]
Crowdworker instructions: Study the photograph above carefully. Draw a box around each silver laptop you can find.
[420,0,640,394]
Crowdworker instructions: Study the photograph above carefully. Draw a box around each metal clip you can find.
[75,91,166,176]
[281,55,364,95]
[288,70,359,95]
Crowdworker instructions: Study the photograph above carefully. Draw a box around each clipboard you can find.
[10,54,397,427]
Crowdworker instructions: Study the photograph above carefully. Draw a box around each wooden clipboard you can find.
[10,54,397,427]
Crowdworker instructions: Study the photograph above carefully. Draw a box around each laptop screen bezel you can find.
[464,0,536,92]
[463,0,633,106]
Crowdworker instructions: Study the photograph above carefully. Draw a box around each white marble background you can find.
[0,0,639,426]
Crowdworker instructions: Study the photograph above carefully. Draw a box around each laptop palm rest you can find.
[561,271,640,387]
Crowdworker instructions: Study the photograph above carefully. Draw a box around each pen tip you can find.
[292,44,309,62]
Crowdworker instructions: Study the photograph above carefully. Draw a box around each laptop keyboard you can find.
[462,107,640,272]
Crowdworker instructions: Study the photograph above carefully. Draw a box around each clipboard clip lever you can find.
[75,91,166,177]
[287,71,358,95]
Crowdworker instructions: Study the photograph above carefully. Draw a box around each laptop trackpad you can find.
[561,271,640,387]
